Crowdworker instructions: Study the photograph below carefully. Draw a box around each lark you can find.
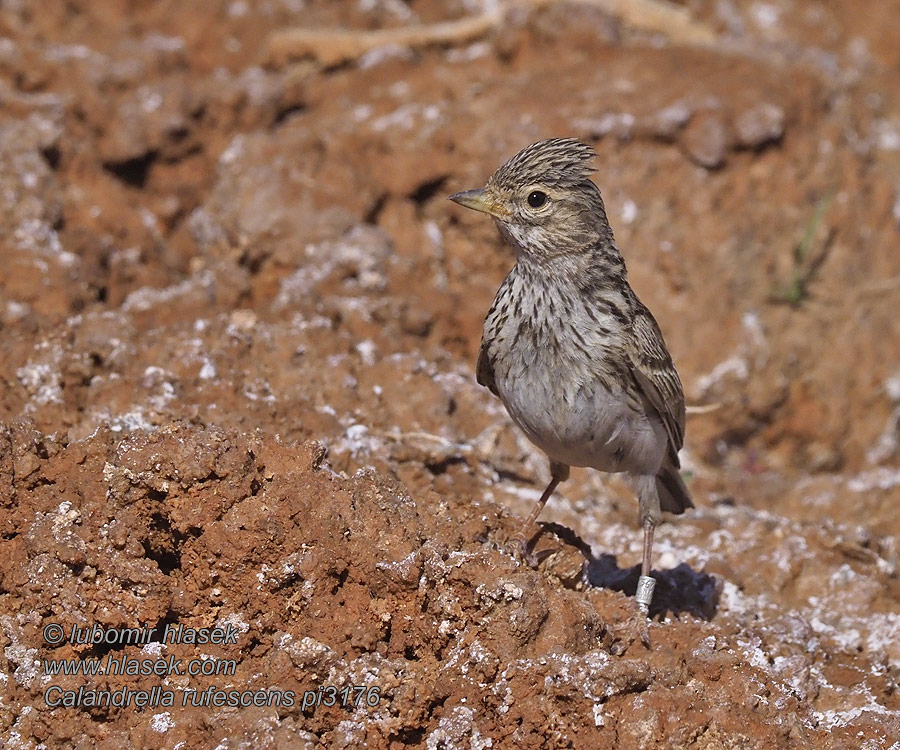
[450,138,692,618]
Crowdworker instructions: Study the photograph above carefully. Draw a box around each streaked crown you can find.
[489,137,597,191]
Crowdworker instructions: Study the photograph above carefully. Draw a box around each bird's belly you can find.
[495,363,666,475]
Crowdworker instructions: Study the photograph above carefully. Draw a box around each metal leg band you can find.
[636,574,656,613]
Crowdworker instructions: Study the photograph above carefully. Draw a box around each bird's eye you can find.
[527,190,547,208]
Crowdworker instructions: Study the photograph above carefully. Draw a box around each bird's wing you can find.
[476,344,498,397]
[627,302,686,459]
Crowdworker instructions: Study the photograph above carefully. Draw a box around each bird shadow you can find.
[536,522,720,621]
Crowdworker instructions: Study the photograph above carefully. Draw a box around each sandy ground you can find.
[1,1,899,748]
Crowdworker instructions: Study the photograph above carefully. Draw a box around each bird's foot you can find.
[501,525,565,569]
[634,574,656,649]
[506,533,540,567]
[632,604,652,650]
[609,598,653,654]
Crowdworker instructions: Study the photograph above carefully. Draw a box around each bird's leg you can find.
[637,519,656,614]
[621,475,660,649]
[635,475,662,613]
[514,461,570,556]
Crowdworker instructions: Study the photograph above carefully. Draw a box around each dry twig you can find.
[685,403,722,415]
[266,0,716,68]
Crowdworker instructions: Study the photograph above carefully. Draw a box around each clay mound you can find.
[2,423,884,749]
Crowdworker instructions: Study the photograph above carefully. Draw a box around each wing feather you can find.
[627,303,685,461]
[476,345,498,397]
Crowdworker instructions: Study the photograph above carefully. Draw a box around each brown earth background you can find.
[1,1,900,748]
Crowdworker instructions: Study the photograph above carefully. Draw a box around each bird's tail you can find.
[656,460,693,515]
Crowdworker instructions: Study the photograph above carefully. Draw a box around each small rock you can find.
[735,102,785,149]
[680,112,731,169]
[572,112,635,142]
[648,100,693,141]
[229,308,258,333]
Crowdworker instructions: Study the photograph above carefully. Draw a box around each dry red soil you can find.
[1,1,899,748]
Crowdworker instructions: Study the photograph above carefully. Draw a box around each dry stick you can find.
[685,403,722,415]
[580,0,716,45]
[266,0,716,68]
[267,5,503,68]
[860,275,900,296]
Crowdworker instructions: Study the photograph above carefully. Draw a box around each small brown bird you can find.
[450,138,692,617]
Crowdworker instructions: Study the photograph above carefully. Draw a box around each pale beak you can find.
[449,188,507,218]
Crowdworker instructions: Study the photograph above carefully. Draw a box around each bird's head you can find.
[449,138,612,262]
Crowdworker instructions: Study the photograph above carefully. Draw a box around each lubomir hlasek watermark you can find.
[43,622,240,647]
[40,620,383,712]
